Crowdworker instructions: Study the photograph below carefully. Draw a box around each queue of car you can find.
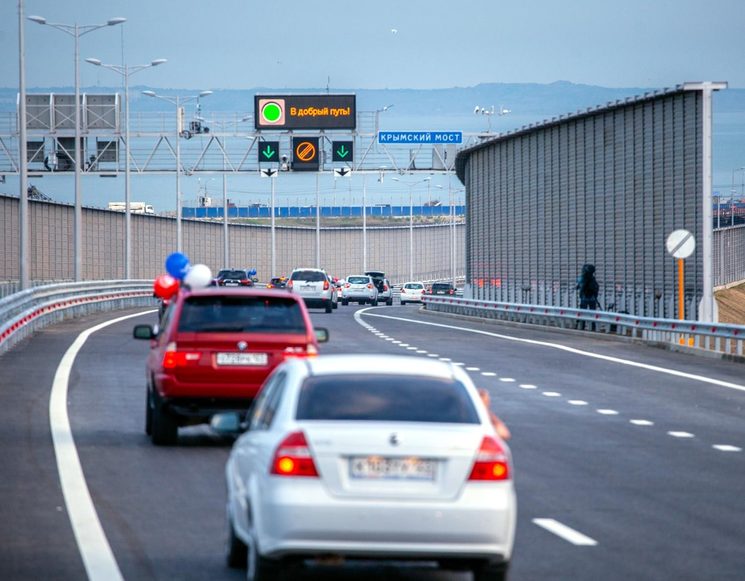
[136,271,509,578]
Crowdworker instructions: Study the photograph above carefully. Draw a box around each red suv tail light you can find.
[162,342,202,369]
[240,278,251,286]
[323,279,329,290]
[383,284,389,291]
[367,283,373,289]
[287,280,293,289]
[283,343,318,359]
[468,435,510,481]
[271,431,319,477]
[344,282,351,288]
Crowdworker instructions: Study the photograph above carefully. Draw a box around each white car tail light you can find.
[468,435,510,481]
[271,431,319,477]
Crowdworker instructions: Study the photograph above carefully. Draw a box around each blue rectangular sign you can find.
[378,131,463,144]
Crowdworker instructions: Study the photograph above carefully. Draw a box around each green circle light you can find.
[262,102,282,123]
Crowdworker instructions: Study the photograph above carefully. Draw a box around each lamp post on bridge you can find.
[142,90,212,252]
[392,176,431,281]
[86,57,166,279]
[28,14,126,281]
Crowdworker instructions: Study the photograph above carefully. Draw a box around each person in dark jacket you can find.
[576,264,599,310]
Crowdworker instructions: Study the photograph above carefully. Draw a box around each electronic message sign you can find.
[255,94,356,130]
[291,137,320,171]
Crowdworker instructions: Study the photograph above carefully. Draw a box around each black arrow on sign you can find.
[262,168,277,177]
[337,168,350,177]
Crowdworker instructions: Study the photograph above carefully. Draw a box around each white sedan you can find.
[220,354,516,581]
[400,280,426,304]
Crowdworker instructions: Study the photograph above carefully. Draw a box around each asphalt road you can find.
[1,302,744,580]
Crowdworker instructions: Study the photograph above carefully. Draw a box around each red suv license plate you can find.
[216,352,268,366]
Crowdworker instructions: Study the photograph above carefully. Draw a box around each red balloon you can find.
[153,273,180,299]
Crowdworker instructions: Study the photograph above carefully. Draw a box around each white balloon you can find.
[184,263,213,289]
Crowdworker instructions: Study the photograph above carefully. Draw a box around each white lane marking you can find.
[392,341,402,344]
[542,391,561,397]
[385,338,396,341]
[713,445,742,452]
[630,419,654,426]
[499,377,515,382]
[452,362,465,366]
[356,310,745,394]
[427,353,439,357]
[416,350,428,354]
[668,431,695,438]
[51,309,155,581]
[533,518,598,546]
[481,372,497,377]
[597,409,619,415]
[466,367,480,371]
[398,343,410,347]
[439,357,452,361]
[568,400,588,406]
[520,384,537,389]
[406,347,417,350]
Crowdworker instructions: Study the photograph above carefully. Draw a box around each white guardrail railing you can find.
[423,295,745,359]
[0,280,156,354]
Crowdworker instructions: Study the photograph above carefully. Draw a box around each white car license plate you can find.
[216,352,268,366]
[349,456,436,481]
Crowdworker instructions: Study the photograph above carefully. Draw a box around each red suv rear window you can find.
[178,296,306,333]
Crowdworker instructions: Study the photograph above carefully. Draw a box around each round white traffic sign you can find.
[666,229,696,259]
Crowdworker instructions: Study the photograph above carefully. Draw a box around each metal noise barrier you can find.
[0,280,157,354]
[423,296,745,358]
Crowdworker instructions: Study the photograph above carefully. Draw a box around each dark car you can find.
[133,288,329,445]
[431,282,456,296]
[266,276,288,289]
[218,269,254,287]
[210,269,232,287]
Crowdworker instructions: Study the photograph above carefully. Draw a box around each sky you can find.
[1,0,745,91]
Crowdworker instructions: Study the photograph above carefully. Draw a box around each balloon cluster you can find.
[153,252,213,299]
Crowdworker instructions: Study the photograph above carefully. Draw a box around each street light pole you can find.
[28,15,125,281]
[393,176,430,281]
[142,90,212,252]
[18,0,29,289]
[86,58,166,279]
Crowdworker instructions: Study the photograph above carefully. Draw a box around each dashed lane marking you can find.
[519,384,537,389]
[481,372,497,377]
[668,431,695,438]
[466,367,480,371]
[533,518,598,546]
[630,419,654,426]
[713,445,742,452]
[597,409,619,415]
[542,391,561,397]
[568,400,588,406]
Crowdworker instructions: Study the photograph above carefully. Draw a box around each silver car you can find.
[221,355,516,580]
[288,268,335,313]
[340,274,379,306]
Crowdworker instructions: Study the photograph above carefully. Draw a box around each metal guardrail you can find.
[424,295,745,358]
[0,280,156,354]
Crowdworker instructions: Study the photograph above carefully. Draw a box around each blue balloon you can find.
[249,268,257,276]
[165,252,191,280]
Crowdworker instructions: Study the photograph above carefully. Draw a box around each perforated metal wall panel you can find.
[458,89,704,318]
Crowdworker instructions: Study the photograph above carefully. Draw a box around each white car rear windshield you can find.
[347,276,369,284]
[291,270,326,282]
[296,375,479,423]
[178,296,306,333]
[404,283,424,289]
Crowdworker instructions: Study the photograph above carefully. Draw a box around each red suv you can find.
[133,288,328,445]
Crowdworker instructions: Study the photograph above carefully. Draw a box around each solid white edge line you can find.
[50,309,156,581]
[533,518,598,546]
[355,310,745,394]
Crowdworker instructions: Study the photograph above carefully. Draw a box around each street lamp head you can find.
[199,90,213,98]
[85,58,102,66]
[151,59,168,67]
[27,15,47,24]
[107,17,127,26]
[142,90,156,97]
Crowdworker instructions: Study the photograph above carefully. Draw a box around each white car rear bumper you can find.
[254,478,515,561]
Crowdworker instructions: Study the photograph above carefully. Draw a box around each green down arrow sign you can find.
[258,141,279,163]
[332,141,353,162]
